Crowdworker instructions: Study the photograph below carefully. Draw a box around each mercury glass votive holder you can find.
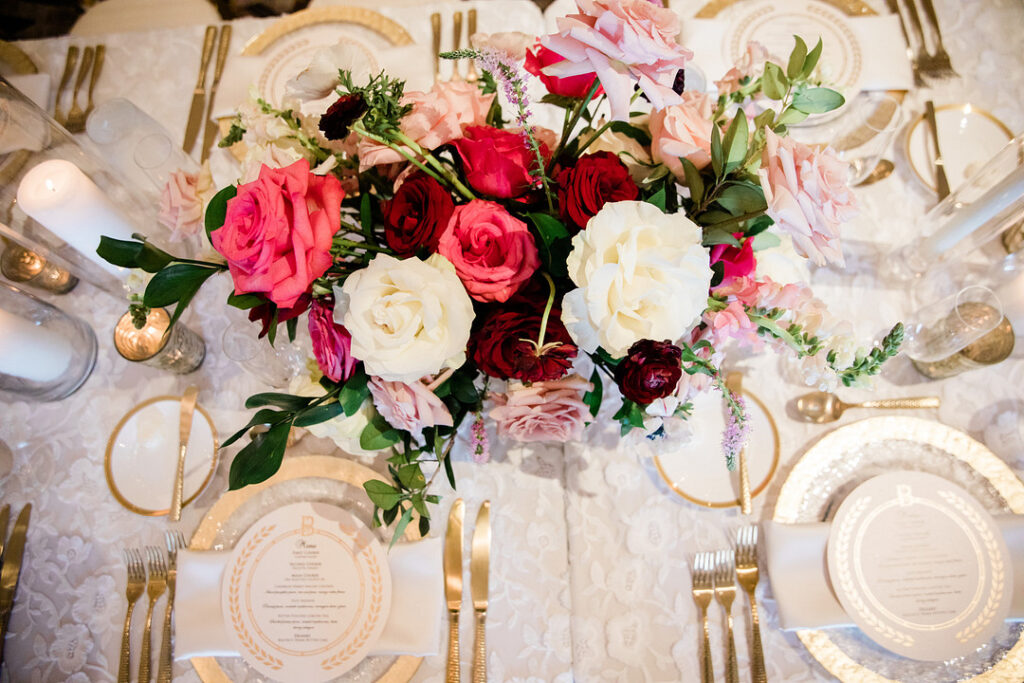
[0,242,78,294]
[114,308,205,374]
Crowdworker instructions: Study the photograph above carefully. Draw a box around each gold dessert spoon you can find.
[794,391,939,423]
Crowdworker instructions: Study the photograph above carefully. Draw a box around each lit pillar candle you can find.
[922,164,1024,258]
[15,159,136,276]
[0,308,72,382]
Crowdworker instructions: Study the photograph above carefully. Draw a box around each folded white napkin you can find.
[174,537,443,660]
[764,516,1024,630]
[5,74,52,110]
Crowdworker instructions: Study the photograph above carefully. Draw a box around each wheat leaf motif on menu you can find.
[229,524,284,670]
[321,547,385,670]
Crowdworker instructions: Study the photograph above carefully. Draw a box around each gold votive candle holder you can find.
[114,307,205,374]
[1,244,78,294]
[911,303,1016,379]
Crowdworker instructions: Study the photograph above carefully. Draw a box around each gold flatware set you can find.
[692,525,765,683]
[445,499,491,683]
[54,43,105,132]
[0,504,30,672]
[431,9,479,84]
[794,391,940,423]
[183,25,233,162]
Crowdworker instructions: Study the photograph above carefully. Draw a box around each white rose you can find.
[335,253,473,382]
[561,200,712,357]
[288,371,374,455]
[753,233,810,285]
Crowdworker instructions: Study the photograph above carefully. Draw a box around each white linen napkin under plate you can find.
[764,517,1024,630]
[174,536,443,660]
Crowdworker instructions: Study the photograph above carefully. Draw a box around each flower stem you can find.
[535,272,557,351]
[547,78,602,174]
[351,122,448,186]
[575,119,614,157]
[337,239,388,253]
[391,130,477,201]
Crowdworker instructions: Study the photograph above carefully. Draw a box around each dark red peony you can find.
[710,234,756,284]
[319,94,368,141]
[307,298,357,382]
[452,126,549,199]
[556,152,639,231]
[380,172,455,257]
[470,305,577,382]
[525,43,603,100]
[614,339,683,404]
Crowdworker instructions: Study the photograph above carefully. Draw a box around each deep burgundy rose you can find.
[710,233,756,284]
[614,339,683,405]
[524,43,602,100]
[452,126,549,199]
[380,172,455,257]
[470,306,577,382]
[247,293,311,339]
[307,298,357,382]
[319,94,368,140]
[556,152,639,231]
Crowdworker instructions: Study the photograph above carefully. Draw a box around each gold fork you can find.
[466,10,478,82]
[84,44,105,120]
[714,550,739,683]
[64,45,94,133]
[139,546,168,683]
[156,531,185,683]
[450,12,464,82]
[735,525,766,683]
[431,13,442,84]
[53,45,79,125]
[119,548,146,683]
[691,552,715,683]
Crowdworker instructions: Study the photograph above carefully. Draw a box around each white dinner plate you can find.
[654,386,779,508]
[104,395,218,516]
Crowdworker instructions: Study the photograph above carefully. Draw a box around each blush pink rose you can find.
[158,170,204,241]
[438,200,540,302]
[489,374,593,442]
[541,0,691,121]
[714,41,775,96]
[357,81,494,169]
[213,159,344,308]
[649,91,715,177]
[308,298,357,382]
[369,373,454,446]
[758,129,856,266]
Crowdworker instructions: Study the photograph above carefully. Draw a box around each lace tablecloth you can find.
[6,0,1024,680]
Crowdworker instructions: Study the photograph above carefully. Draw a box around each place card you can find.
[827,471,1012,661]
[222,501,392,682]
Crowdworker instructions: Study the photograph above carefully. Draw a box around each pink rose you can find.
[489,374,593,442]
[357,81,494,170]
[158,170,204,241]
[714,42,775,96]
[525,42,602,100]
[213,159,344,308]
[703,300,761,349]
[470,31,535,60]
[438,200,540,302]
[758,129,856,266]
[308,298,357,382]
[541,0,691,121]
[709,234,756,284]
[369,373,454,446]
[452,125,550,198]
[649,91,715,177]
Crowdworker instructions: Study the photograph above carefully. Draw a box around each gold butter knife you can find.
[431,13,442,84]
[0,504,31,669]
[201,25,232,163]
[725,372,752,515]
[470,501,490,683]
[184,26,216,153]
[169,385,199,522]
[924,100,951,199]
[466,10,479,82]
[444,499,465,683]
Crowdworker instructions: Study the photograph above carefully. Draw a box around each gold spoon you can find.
[794,391,940,423]
[854,159,895,187]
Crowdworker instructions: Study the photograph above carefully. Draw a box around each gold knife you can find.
[169,385,200,522]
[466,10,479,82]
[0,504,31,669]
[0,506,10,561]
[201,25,233,163]
[470,501,490,683]
[924,100,951,199]
[183,26,217,153]
[444,499,465,683]
[725,372,752,515]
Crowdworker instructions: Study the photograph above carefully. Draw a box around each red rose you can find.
[437,199,540,302]
[307,298,357,382]
[380,172,455,257]
[614,339,683,405]
[452,126,548,199]
[212,159,343,308]
[247,293,311,339]
[525,43,603,100]
[710,234,756,284]
[470,306,576,382]
[556,152,639,231]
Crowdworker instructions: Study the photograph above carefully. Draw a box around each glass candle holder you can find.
[0,241,78,294]
[0,281,97,401]
[114,308,205,374]
[221,319,302,388]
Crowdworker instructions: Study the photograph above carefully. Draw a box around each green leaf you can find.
[245,392,312,411]
[775,107,809,127]
[228,421,291,489]
[527,213,572,277]
[762,62,788,100]
[390,505,414,548]
[792,87,845,114]
[583,368,603,419]
[360,412,401,451]
[143,263,216,308]
[411,492,429,518]
[715,183,766,216]
[443,450,456,488]
[359,192,373,240]
[96,236,145,268]
[751,232,782,250]
[612,399,646,436]
[292,402,346,427]
[205,185,237,239]
[710,123,724,178]
[646,187,666,212]
[396,464,426,490]
[744,214,775,236]
[679,157,704,205]
[364,480,403,510]
[801,39,823,79]
[721,113,749,173]
[787,35,808,80]
[702,229,743,247]
[753,109,775,130]
[539,93,582,110]
[338,367,370,416]
[449,368,479,404]
[608,121,652,147]
[227,293,264,310]
[417,514,430,538]
[222,408,291,448]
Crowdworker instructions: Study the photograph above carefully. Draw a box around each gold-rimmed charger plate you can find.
[774,416,1024,682]
[241,6,414,56]
[189,454,422,683]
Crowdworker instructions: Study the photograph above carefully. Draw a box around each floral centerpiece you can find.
[100,0,902,535]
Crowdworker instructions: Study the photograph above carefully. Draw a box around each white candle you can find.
[997,270,1024,334]
[923,164,1024,257]
[15,159,136,276]
[0,308,72,383]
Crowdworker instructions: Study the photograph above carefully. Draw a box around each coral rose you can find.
[307,298,357,382]
[524,43,602,99]
[649,91,715,177]
[452,125,549,198]
[212,159,344,308]
[556,151,639,231]
[489,374,593,442]
[758,129,855,266]
[614,339,683,405]
[380,172,455,257]
[438,200,540,302]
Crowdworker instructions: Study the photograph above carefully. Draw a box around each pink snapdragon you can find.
[704,300,762,349]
